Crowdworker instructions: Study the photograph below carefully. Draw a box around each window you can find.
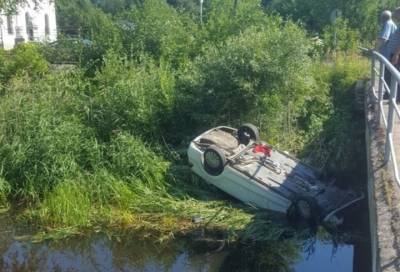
[25,12,33,41]
[45,14,50,36]
[7,15,13,35]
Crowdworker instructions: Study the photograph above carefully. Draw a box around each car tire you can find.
[237,123,260,145]
[287,197,320,229]
[203,145,226,176]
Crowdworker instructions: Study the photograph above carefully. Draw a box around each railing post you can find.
[385,77,397,163]
[378,62,385,125]
[371,53,376,94]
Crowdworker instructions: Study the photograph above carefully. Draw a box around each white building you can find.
[0,0,57,50]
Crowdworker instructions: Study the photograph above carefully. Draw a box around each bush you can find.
[121,0,197,66]
[40,37,99,66]
[89,52,175,140]
[302,54,369,173]
[265,0,381,42]
[202,0,272,44]
[322,18,360,54]
[56,0,123,74]
[174,22,318,147]
[167,0,206,16]
[265,0,334,33]
[1,44,49,83]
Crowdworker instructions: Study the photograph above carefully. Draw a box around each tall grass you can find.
[0,74,101,201]
[0,177,10,208]
[301,53,369,174]
[31,168,270,241]
[0,64,272,241]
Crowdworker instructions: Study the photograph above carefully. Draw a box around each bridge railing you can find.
[366,48,400,186]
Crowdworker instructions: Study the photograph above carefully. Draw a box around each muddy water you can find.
[0,209,371,272]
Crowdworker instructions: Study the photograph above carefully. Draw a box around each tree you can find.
[265,0,398,41]
[0,0,41,12]
[91,0,138,14]
[0,0,22,11]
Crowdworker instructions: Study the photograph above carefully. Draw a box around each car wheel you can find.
[203,145,226,176]
[237,123,260,145]
[287,197,320,229]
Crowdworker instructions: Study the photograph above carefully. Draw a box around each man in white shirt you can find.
[377,10,397,54]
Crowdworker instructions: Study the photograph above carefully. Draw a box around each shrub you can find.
[89,52,175,140]
[302,54,369,173]
[202,0,272,44]
[40,37,99,66]
[6,43,49,79]
[56,0,123,74]
[0,44,49,84]
[174,22,318,146]
[322,18,360,54]
[121,0,197,66]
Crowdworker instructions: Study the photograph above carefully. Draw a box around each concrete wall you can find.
[0,0,57,50]
[365,78,400,272]
[365,83,379,272]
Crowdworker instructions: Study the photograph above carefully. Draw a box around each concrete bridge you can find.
[366,50,400,272]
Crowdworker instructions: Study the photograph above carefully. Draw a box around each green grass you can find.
[0,177,10,208]
[24,170,279,242]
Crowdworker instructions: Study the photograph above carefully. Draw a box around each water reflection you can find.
[1,234,228,272]
[0,210,370,272]
[0,233,366,272]
[295,240,353,272]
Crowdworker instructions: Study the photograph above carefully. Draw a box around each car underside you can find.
[187,124,364,228]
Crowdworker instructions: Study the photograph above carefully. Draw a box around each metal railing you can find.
[366,48,400,186]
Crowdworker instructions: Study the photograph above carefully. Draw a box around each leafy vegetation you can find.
[0,2,369,265]
[302,54,369,181]
[265,0,399,41]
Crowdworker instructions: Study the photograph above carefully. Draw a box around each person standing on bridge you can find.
[385,8,400,67]
[377,10,397,54]
[380,8,400,101]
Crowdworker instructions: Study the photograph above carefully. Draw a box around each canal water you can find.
[0,205,371,272]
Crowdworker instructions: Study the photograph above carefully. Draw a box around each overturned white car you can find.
[187,124,364,227]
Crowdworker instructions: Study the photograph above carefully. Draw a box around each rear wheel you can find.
[203,145,226,176]
[237,123,260,145]
[287,197,320,229]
